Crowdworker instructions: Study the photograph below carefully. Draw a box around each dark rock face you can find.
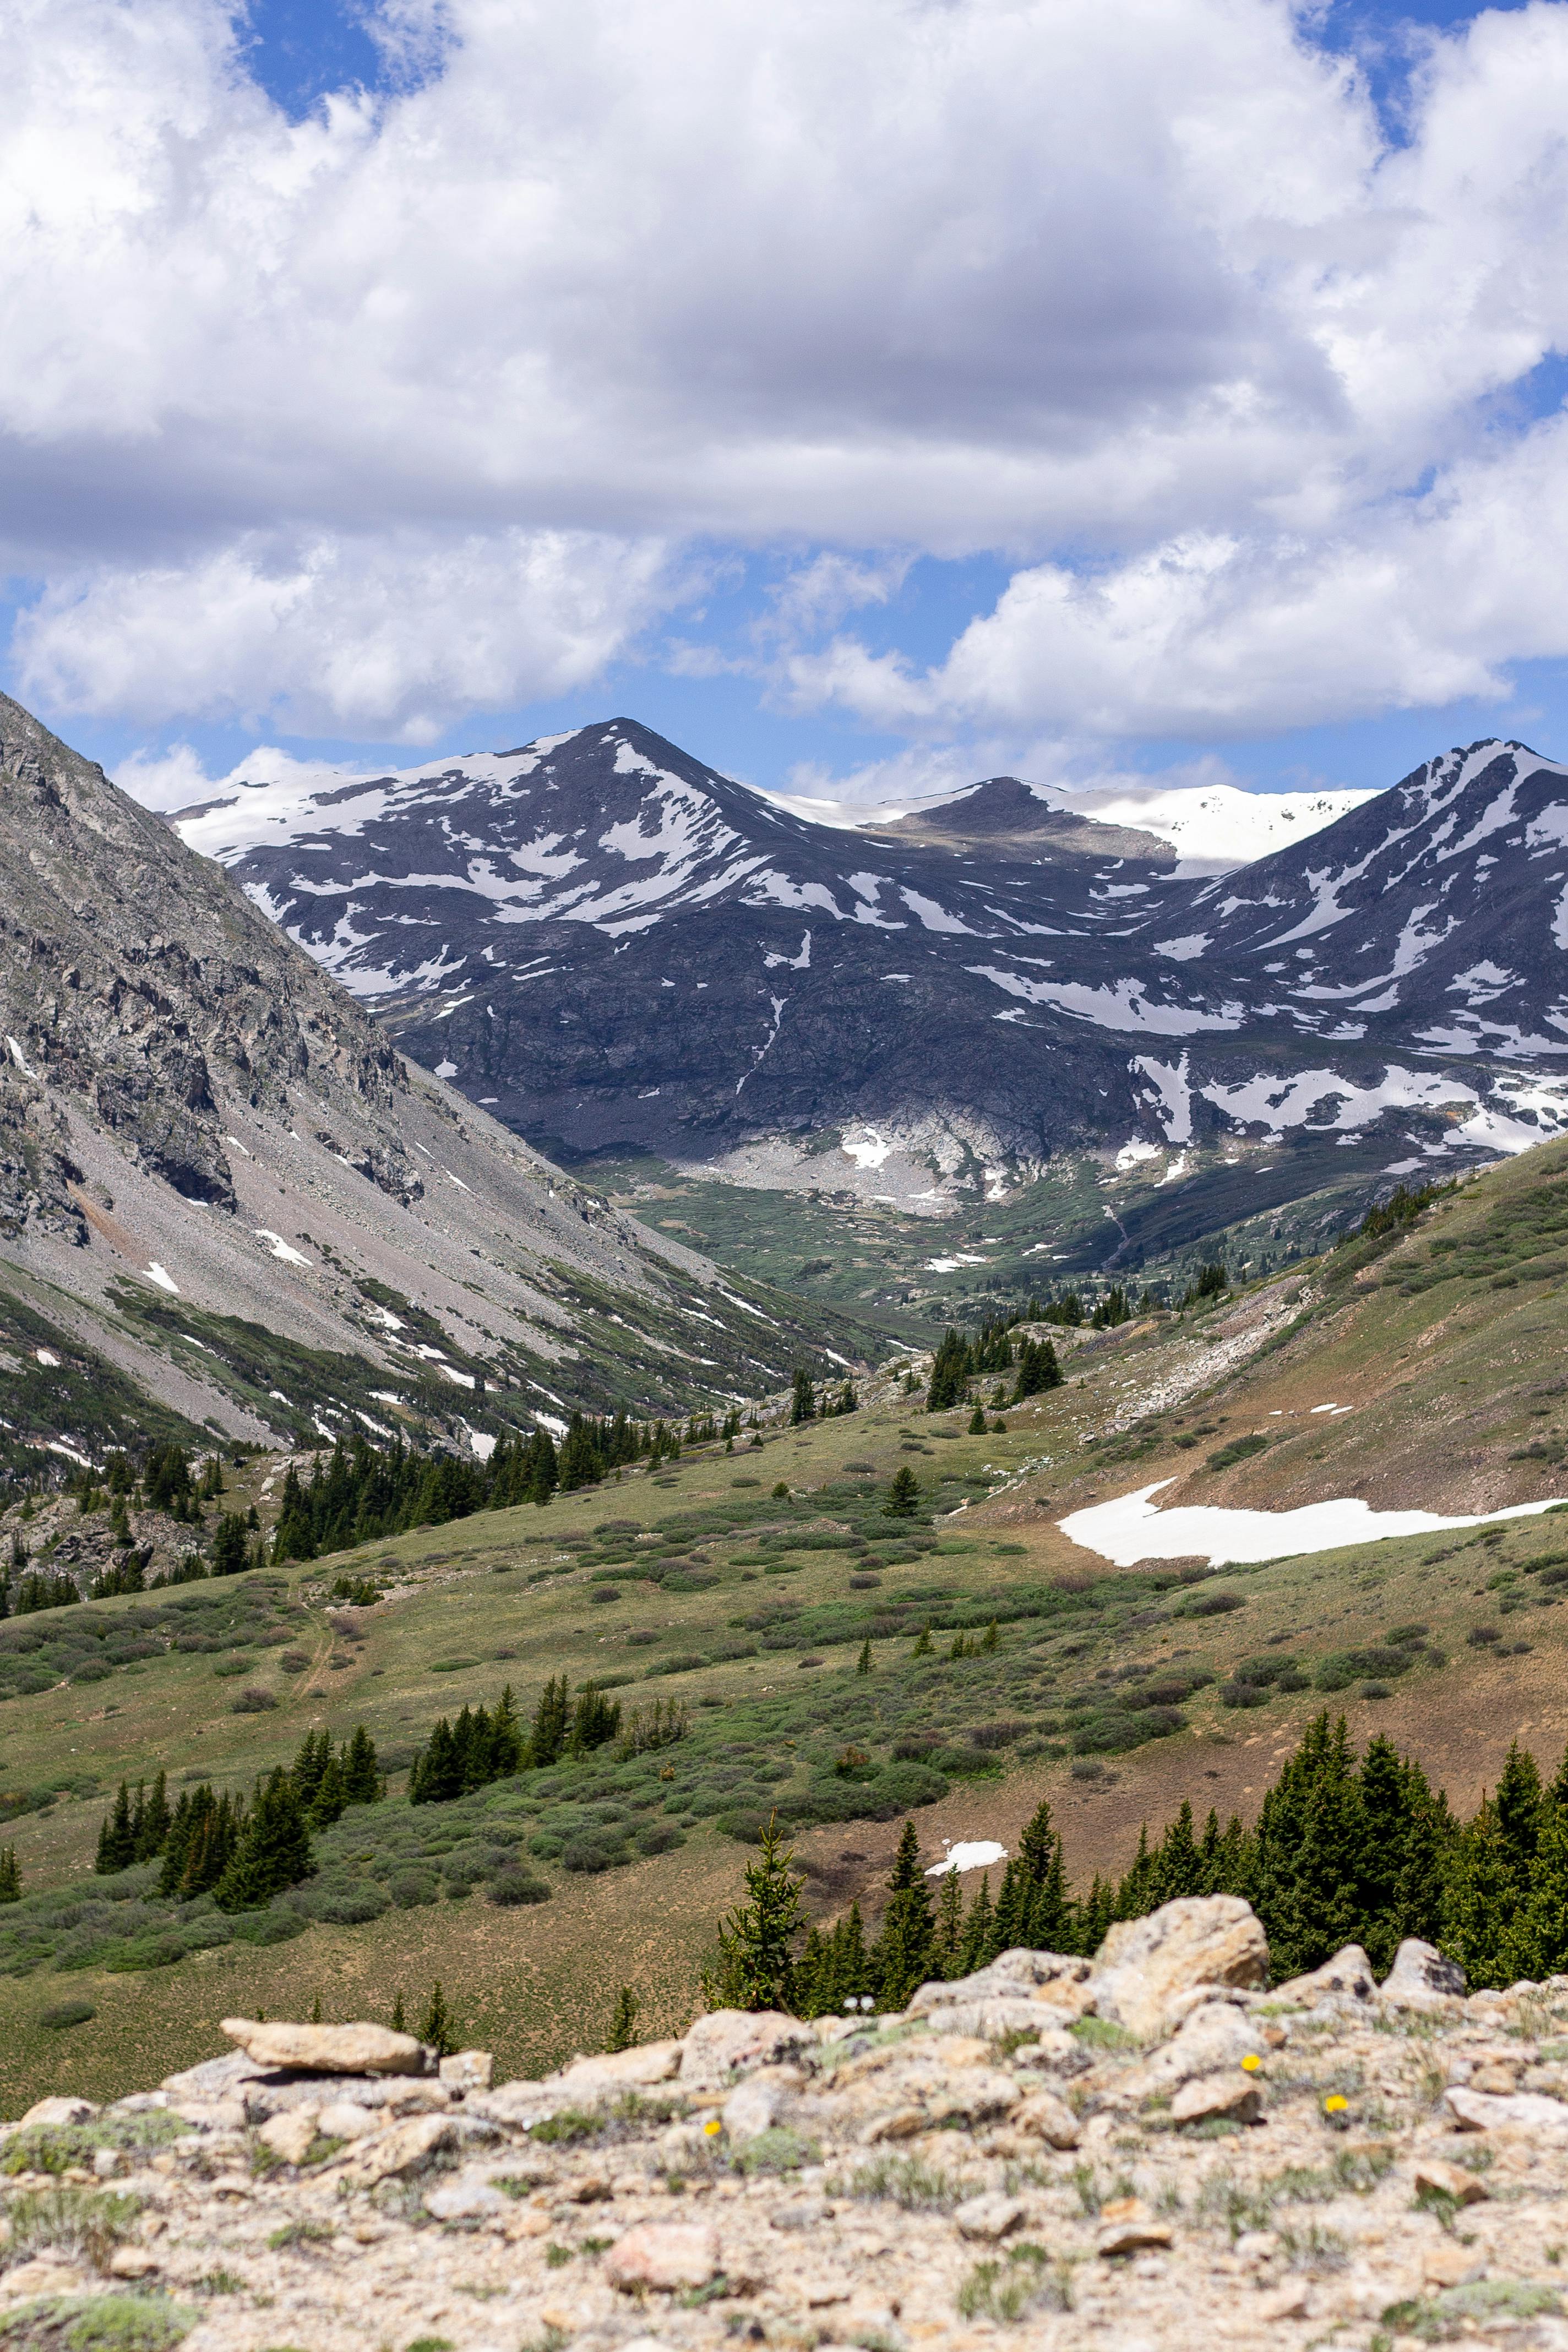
[181,723,1568,1190]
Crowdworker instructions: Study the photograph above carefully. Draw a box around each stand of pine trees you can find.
[93,1727,382,1912]
[407,1676,625,1803]
[714,1717,1568,2018]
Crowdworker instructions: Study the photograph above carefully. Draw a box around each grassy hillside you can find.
[2,1139,1568,2109]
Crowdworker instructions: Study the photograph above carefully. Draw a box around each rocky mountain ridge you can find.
[0,695,868,1474]
[171,725,1568,1249]
[2,1898,1561,2352]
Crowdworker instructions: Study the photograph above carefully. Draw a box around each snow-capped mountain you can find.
[168,724,1568,1222]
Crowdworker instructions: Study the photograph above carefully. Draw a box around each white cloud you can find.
[4,0,1568,740]
[15,528,677,738]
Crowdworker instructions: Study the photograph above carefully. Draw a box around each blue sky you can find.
[6,0,1568,807]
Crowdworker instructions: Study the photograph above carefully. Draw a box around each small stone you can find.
[439,2049,494,2093]
[1170,2073,1263,2126]
[799,2273,854,2306]
[220,2017,430,2076]
[1256,2280,1309,2320]
[1445,2086,1568,2133]
[955,2193,1026,2242]
[20,2097,97,2127]
[316,2100,377,2142]
[1422,2240,1485,2288]
[1412,2157,1490,2206]
[859,2107,927,2145]
[424,2168,508,2220]
[1096,2198,1174,2257]
[107,2247,160,2278]
[1012,2088,1081,2149]
[258,2108,319,2166]
[722,2079,783,2143]
[605,2220,723,2291]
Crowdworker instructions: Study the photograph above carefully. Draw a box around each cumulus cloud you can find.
[4,0,1568,742]
[15,529,677,739]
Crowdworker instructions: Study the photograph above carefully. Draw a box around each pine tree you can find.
[1515,1789,1568,1982]
[214,1768,314,1913]
[419,1981,456,2057]
[705,1815,805,2013]
[342,1726,382,1804]
[790,1370,816,1426]
[133,1771,170,1862]
[967,1402,987,1435]
[309,1753,347,1830]
[1011,1338,1061,1402]
[884,1467,920,1518]
[1495,1740,1544,1896]
[927,1330,971,1411]
[210,1513,249,1576]
[870,1820,937,2009]
[95,1783,136,1875]
[1073,1874,1114,1958]
[606,1988,640,2052]
[855,1640,872,1675]
[1150,1799,1202,1905]
[1445,1796,1517,1990]
[958,1874,995,1974]
[911,1625,933,1657]
[934,1869,965,1978]
[0,1848,20,1904]
[528,1675,571,1768]
[1015,1799,1070,1950]
[1254,1714,1367,1979]
[391,1991,407,2033]
[569,1684,622,1755]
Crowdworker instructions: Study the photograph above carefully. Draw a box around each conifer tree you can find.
[342,1727,382,1804]
[967,1402,987,1435]
[855,1641,872,1675]
[391,1991,406,2033]
[884,1468,921,1518]
[1515,1781,1568,1983]
[309,1752,347,1830]
[1495,1740,1544,1896]
[926,1330,970,1411]
[0,1848,20,1904]
[419,1981,456,2057]
[1150,1800,1202,1905]
[790,1370,816,1426]
[1254,1713,1366,1978]
[1074,1874,1114,1957]
[1015,1798,1070,1950]
[705,1816,805,2013]
[607,1987,640,2052]
[934,1869,965,1979]
[911,1624,933,1657]
[1445,1796,1517,1990]
[528,1675,571,1768]
[214,1768,314,1913]
[959,1874,994,1974]
[569,1684,622,1755]
[870,1820,937,2009]
[133,1772,170,1863]
[95,1783,136,1875]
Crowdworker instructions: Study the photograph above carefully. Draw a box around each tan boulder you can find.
[556,2039,685,2092]
[1092,1897,1268,2039]
[1128,2000,1268,2094]
[328,2112,456,2186]
[679,2010,810,2083]
[1445,2085,1568,2133]
[1170,2072,1262,2126]
[1096,2197,1174,2256]
[955,2192,1026,2241]
[315,2100,377,2142]
[1382,1939,1467,2013]
[1272,1944,1376,2008]
[605,2220,723,2291]
[1012,2087,1081,2148]
[258,2107,319,2165]
[438,2049,494,2093]
[1412,2157,1490,2205]
[220,2018,429,2076]
[19,2097,98,2127]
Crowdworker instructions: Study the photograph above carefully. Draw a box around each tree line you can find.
[707,1713,1568,2015]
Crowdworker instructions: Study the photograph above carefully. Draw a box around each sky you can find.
[7,0,1568,809]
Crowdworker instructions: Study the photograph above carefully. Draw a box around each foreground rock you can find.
[4,1899,1568,2351]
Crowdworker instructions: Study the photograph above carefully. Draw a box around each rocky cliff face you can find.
[2,1899,1558,2352]
[0,696,867,1468]
[173,723,1568,1224]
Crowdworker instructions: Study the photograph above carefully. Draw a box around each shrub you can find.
[278,1651,311,1675]
[560,1830,631,1874]
[0,2291,198,2348]
[389,1869,440,1909]
[1205,1434,1269,1472]
[487,1869,552,1907]
[4,2185,142,2269]
[231,1688,277,1713]
[39,1999,95,2030]
[291,1879,390,1924]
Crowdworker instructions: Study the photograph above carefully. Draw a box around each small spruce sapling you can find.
[606,1988,640,2052]
[419,1981,456,2058]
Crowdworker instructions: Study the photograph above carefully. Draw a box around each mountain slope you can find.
[0,695,871,1473]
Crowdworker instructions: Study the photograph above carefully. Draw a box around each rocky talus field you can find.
[3,1897,1568,2352]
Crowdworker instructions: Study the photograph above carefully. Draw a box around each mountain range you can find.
[171,722,1568,1276]
[0,696,865,1476]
